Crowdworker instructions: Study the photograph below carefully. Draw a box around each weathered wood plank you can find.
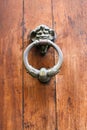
[24,0,56,129]
[0,1,22,130]
[53,0,87,130]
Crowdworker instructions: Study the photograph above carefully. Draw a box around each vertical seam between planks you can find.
[51,0,54,29]
[55,80,57,130]
[22,0,25,129]
[51,0,58,130]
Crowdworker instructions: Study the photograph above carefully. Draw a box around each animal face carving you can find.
[27,25,56,55]
[29,25,55,41]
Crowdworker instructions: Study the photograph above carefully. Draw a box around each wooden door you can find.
[0,0,87,130]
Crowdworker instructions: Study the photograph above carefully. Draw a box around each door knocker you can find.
[23,25,63,83]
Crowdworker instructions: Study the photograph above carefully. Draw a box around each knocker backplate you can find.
[28,25,56,55]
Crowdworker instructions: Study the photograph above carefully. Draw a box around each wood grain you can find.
[23,0,56,130]
[0,1,22,130]
[0,0,87,130]
[52,0,87,130]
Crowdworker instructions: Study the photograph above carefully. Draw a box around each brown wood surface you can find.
[0,1,22,130]
[23,0,56,130]
[53,0,87,130]
[0,0,87,130]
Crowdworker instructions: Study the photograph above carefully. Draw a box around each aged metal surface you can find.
[29,25,55,41]
[23,1,56,129]
[0,0,87,129]
[29,25,56,55]
[23,38,63,82]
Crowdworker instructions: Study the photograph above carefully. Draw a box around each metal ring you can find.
[23,39,63,82]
